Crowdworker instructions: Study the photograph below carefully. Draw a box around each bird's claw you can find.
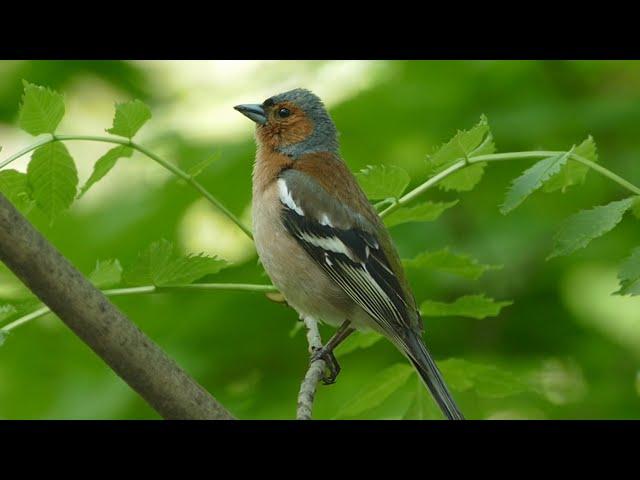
[311,346,341,385]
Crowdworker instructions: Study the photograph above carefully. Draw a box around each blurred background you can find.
[0,60,639,419]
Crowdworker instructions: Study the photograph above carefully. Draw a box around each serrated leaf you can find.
[187,152,219,178]
[403,248,501,280]
[334,363,414,419]
[89,259,123,289]
[439,163,486,192]
[439,358,528,398]
[0,304,17,323]
[501,150,572,215]
[124,239,227,286]
[18,81,65,135]
[106,100,152,138]
[548,197,635,259]
[355,165,410,201]
[615,247,640,296]
[420,294,512,319]
[27,142,78,222]
[427,115,492,169]
[336,331,383,356]
[384,200,458,228]
[78,146,133,198]
[0,169,33,213]
[544,136,598,193]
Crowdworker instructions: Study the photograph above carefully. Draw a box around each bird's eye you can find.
[277,107,291,118]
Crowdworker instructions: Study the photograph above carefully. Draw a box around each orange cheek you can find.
[280,117,313,144]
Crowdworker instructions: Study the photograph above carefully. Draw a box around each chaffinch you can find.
[235,89,463,420]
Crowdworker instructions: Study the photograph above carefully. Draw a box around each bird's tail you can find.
[401,331,464,420]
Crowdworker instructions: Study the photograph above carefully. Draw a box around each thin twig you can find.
[296,315,326,420]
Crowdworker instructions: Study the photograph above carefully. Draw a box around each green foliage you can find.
[26,143,78,222]
[336,331,383,356]
[106,100,152,138]
[334,363,414,418]
[548,197,636,259]
[18,81,65,135]
[89,259,123,289]
[384,200,458,228]
[79,146,133,198]
[439,359,528,398]
[403,380,439,419]
[615,247,640,296]
[544,136,598,193]
[403,248,501,280]
[356,164,410,200]
[0,170,33,213]
[0,304,17,323]
[426,115,494,192]
[187,152,219,178]
[124,239,227,286]
[501,150,572,214]
[420,295,512,319]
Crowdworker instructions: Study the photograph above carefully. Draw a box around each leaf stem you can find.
[0,282,277,335]
[0,134,253,239]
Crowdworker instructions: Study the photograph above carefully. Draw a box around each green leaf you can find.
[500,150,572,215]
[439,358,528,398]
[187,152,219,178]
[438,163,486,192]
[334,363,414,419]
[89,259,123,289]
[0,304,17,323]
[78,146,133,198]
[27,142,78,221]
[548,197,635,259]
[355,165,410,201]
[0,169,33,213]
[384,200,458,228]
[544,136,598,193]
[615,247,640,296]
[18,81,65,135]
[403,381,440,420]
[427,115,492,169]
[106,100,152,138]
[403,248,502,280]
[420,294,512,319]
[124,239,227,286]
[0,330,6,347]
[336,331,383,356]
[632,197,640,219]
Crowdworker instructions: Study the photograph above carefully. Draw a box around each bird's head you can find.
[234,88,338,157]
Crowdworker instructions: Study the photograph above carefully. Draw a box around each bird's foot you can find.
[310,345,341,385]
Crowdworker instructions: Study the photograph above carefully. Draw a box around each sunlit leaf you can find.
[615,247,640,296]
[439,358,528,398]
[0,169,33,213]
[336,331,383,356]
[18,81,65,135]
[427,115,492,169]
[89,259,123,289]
[78,146,133,198]
[27,142,78,222]
[403,248,501,280]
[420,294,512,319]
[124,239,227,286]
[544,136,598,193]
[439,163,486,192]
[384,200,458,228]
[356,164,410,201]
[547,197,635,259]
[501,150,572,215]
[334,363,414,419]
[106,99,152,138]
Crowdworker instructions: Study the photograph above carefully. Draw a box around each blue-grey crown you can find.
[266,88,339,157]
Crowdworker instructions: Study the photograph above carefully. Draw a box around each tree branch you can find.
[0,193,233,420]
[296,315,326,420]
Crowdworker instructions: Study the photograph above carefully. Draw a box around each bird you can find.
[235,88,464,420]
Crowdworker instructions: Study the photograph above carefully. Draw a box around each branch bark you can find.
[296,316,325,420]
[0,193,233,420]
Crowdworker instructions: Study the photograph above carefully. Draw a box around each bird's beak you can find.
[234,104,267,125]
